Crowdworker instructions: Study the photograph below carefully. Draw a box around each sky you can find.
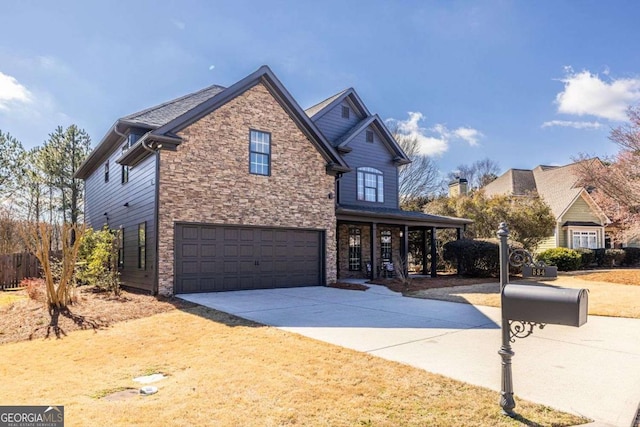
[1,1,639,178]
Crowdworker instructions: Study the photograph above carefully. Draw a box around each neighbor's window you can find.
[381,230,392,263]
[348,228,361,271]
[341,105,350,119]
[117,228,124,269]
[572,231,598,249]
[357,167,384,203]
[121,145,129,184]
[104,161,109,183]
[138,222,146,270]
[249,130,271,176]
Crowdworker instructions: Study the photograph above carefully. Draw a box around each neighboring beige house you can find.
[482,162,611,252]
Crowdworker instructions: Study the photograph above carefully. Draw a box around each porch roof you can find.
[336,205,473,228]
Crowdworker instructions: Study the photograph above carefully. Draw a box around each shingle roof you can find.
[121,84,226,128]
[337,204,472,226]
[304,89,349,118]
[483,160,602,219]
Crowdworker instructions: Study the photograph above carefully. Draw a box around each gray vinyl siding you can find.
[338,125,399,209]
[83,144,157,293]
[312,100,362,142]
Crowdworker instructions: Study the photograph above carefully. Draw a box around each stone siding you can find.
[337,224,401,279]
[157,83,336,295]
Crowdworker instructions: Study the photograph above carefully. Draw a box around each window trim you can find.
[117,228,124,270]
[380,230,392,263]
[138,222,146,270]
[348,228,362,271]
[570,229,599,249]
[357,167,384,203]
[249,129,271,176]
[121,145,129,184]
[366,130,374,143]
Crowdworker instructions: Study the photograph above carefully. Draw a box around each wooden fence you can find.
[0,252,41,290]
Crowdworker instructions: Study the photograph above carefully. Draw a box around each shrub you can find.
[442,239,499,277]
[77,228,121,294]
[536,248,582,271]
[596,249,626,267]
[21,278,46,302]
[622,247,640,266]
[574,248,595,269]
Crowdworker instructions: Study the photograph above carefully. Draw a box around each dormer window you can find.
[341,106,350,119]
[357,167,384,203]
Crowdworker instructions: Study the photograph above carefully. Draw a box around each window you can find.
[249,130,271,176]
[572,231,598,249]
[138,222,146,270]
[348,228,361,271]
[366,130,374,143]
[357,167,384,203]
[121,145,129,184]
[104,161,109,183]
[341,106,350,119]
[381,230,392,263]
[117,228,124,269]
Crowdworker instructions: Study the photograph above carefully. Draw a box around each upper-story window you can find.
[341,106,350,119]
[249,129,271,176]
[366,130,374,143]
[121,145,129,184]
[104,161,109,183]
[357,167,384,203]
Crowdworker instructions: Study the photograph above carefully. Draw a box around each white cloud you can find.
[453,127,482,146]
[0,71,32,110]
[173,20,186,30]
[555,68,640,121]
[389,112,483,156]
[541,120,602,130]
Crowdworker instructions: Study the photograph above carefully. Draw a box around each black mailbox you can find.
[502,284,588,327]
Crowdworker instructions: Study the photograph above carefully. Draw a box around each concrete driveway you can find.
[179,284,640,426]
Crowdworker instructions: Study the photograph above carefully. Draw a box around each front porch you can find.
[335,205,473,280]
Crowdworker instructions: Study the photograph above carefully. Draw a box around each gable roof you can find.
[76,66,350,179]
[304,88,371,120]
[483,160,609,222]
[121,85,226,128]
[334,114,411,165]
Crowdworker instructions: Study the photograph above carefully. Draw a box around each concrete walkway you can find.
[179,285,640,426]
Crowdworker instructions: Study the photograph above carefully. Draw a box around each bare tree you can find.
[394,133,442,209]
[448,157,500,189]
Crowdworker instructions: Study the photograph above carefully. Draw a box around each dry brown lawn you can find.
[395,269,640,319]
[0,283,587,426]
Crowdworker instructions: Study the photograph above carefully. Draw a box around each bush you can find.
[442,239,499,277]
[77,227,121,294]
[594,249,626,267]
[536,248,582,271]
[622,247,640,266]
[574,248,595,269]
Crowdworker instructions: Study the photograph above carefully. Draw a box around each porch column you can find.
[430,227,437,278]
[403,225,409,276]
[370,222,377,280]
[422,228,429,275]
[456,227,462,240]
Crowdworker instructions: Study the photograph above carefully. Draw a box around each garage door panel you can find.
[175,224,322,293]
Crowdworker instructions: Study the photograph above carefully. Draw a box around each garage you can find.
[174,223,324,293]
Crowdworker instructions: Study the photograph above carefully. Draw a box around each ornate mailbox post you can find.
[497,222,588,416]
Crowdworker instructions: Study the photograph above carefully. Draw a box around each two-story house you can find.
[75,66,471,295]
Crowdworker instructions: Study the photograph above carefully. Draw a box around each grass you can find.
[0,292,25,307]
[400,269,640,319]
[0,305,587,427]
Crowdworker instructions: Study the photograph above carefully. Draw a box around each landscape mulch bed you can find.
[0,280,196,345]
[369,274,502,294]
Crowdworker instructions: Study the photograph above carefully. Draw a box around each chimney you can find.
[448,177,468,197]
